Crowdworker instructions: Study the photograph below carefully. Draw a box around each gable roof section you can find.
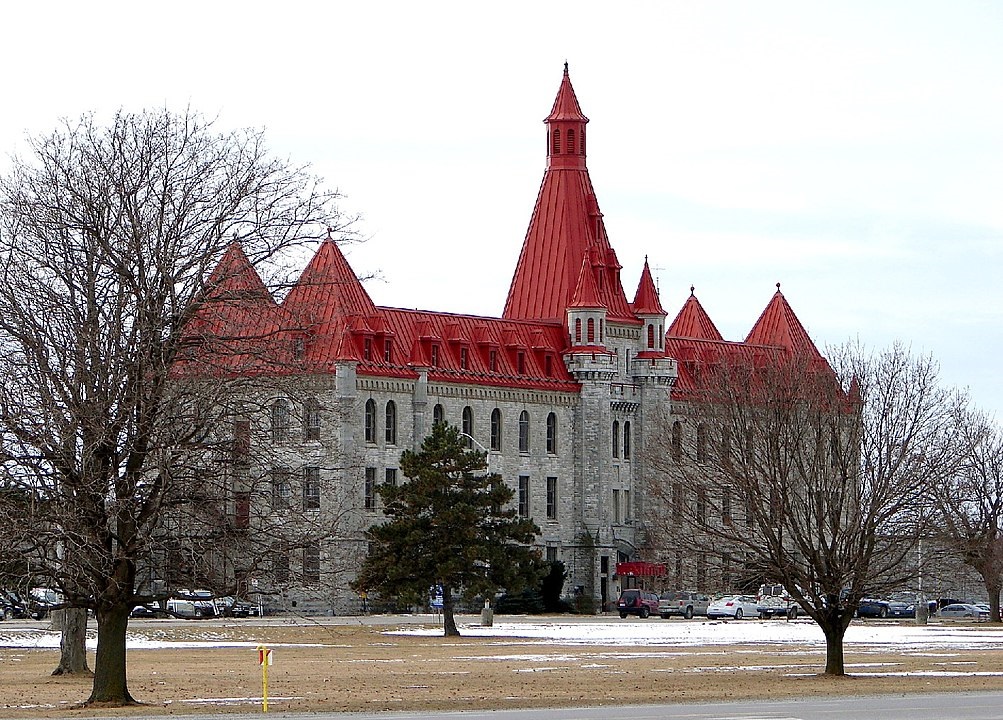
[745,285,824,360]
[667,289,724,341]
[367,308,577,391]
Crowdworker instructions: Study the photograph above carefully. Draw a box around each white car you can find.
[707,595,760,620]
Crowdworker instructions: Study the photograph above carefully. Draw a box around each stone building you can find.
[189,65,830,614]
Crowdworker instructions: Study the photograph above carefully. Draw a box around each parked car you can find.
[29,588,62,619]
[658,591,710,619]
[939,603,990,621]
[856,598,890,618]
[217,596,259,618]
[617,589,660,618]
[884,599,916,618]
[174,589,218,618]
[755,584,801,619]
[130,603,163,618]
[707,595,759,620]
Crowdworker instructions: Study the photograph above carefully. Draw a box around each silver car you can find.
[658,590,711,619]
[939,603,989,621]
[707,594,759,620]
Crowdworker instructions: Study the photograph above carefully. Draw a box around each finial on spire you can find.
[776,282,781,292]
[326,226,334,240]
[564,60,569,75]
[690,285,695,295]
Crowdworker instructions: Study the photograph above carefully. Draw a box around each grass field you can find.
[2,615,1003,716]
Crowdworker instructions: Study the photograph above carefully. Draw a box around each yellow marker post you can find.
[256,644,272,712]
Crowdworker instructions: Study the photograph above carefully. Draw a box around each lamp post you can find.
[458,431,494,626]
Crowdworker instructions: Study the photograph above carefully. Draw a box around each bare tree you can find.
[0,109,347,706]
[647,342,962,674]
[934,411,1003,622]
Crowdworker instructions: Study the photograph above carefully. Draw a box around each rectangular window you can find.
[518,475,530,517]
[384,339,393,363]
[546,477,557,520]
[460,347,469,369]
[672,482,684,520]
[517,352,526,374]
[546,546,558,563]
[303,466,321,510]
[696,488,707,524]
[363,338,372,361]
[365,467,377,510]
[234,491,250,529]
[303,543,321,583]
[489,350,498,372]
[623,489,630,521]
[272,547,289,584]
[612,488,621,524]
[430,344,439,367]
[384,467,397,488]
[545,355,553,378]
[271,467,292,509]
[722,488,732,525]
[233,419,250,464]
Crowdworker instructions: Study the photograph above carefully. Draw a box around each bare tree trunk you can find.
[985,579,1002,624]
[51,608,91,676]
[442,586,460,637]
[87,605,135,705]
[818,606,850,675]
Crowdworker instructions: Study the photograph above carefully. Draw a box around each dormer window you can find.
[460,347,469,370]
[489,350,498,372]
[363,338,373,361]
[430,344,439,367]
[545,355,553,377]
[294,338,305,360]
[384,339,393,363]
[517,352,526,374]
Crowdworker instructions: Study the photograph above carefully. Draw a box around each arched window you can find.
[433,403,444,427]
[364,399,376,443]
[461,406,473,447]
[587,318,595,343]
[271,399,291,443]
[580,128,586,154]
[490,408,502,451]
[696,423,708,463]
[546,412,557,454]
[552,128,561,154]
[385,400,397,445]
[574,318,582,343]
[623,421,631,459]
[647,324,655,349]
[519,410,530,453]
[612,420,620,458]
[303,397,321,441]
[567,128,575,153]
[671,421,683,462]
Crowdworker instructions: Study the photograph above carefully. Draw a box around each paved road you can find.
[77,692,1003,720]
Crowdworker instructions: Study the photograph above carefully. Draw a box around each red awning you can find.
[616,562,666,577]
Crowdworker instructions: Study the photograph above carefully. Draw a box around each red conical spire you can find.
[570,254,605,309]
[632,257,665,315]
[667,287,724,341]
[503,65,636,326]
[745,284,823,359]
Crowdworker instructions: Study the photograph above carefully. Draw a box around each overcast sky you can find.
[2,2,1000,415]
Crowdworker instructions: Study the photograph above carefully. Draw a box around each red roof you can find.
[631,257,665,315]
[569,253,605,309]
[503,65,636,326]
[745,284,824,360]
[667,289,724,341]
[546,62,589,123]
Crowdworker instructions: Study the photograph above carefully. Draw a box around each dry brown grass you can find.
[2,618,1003,716]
